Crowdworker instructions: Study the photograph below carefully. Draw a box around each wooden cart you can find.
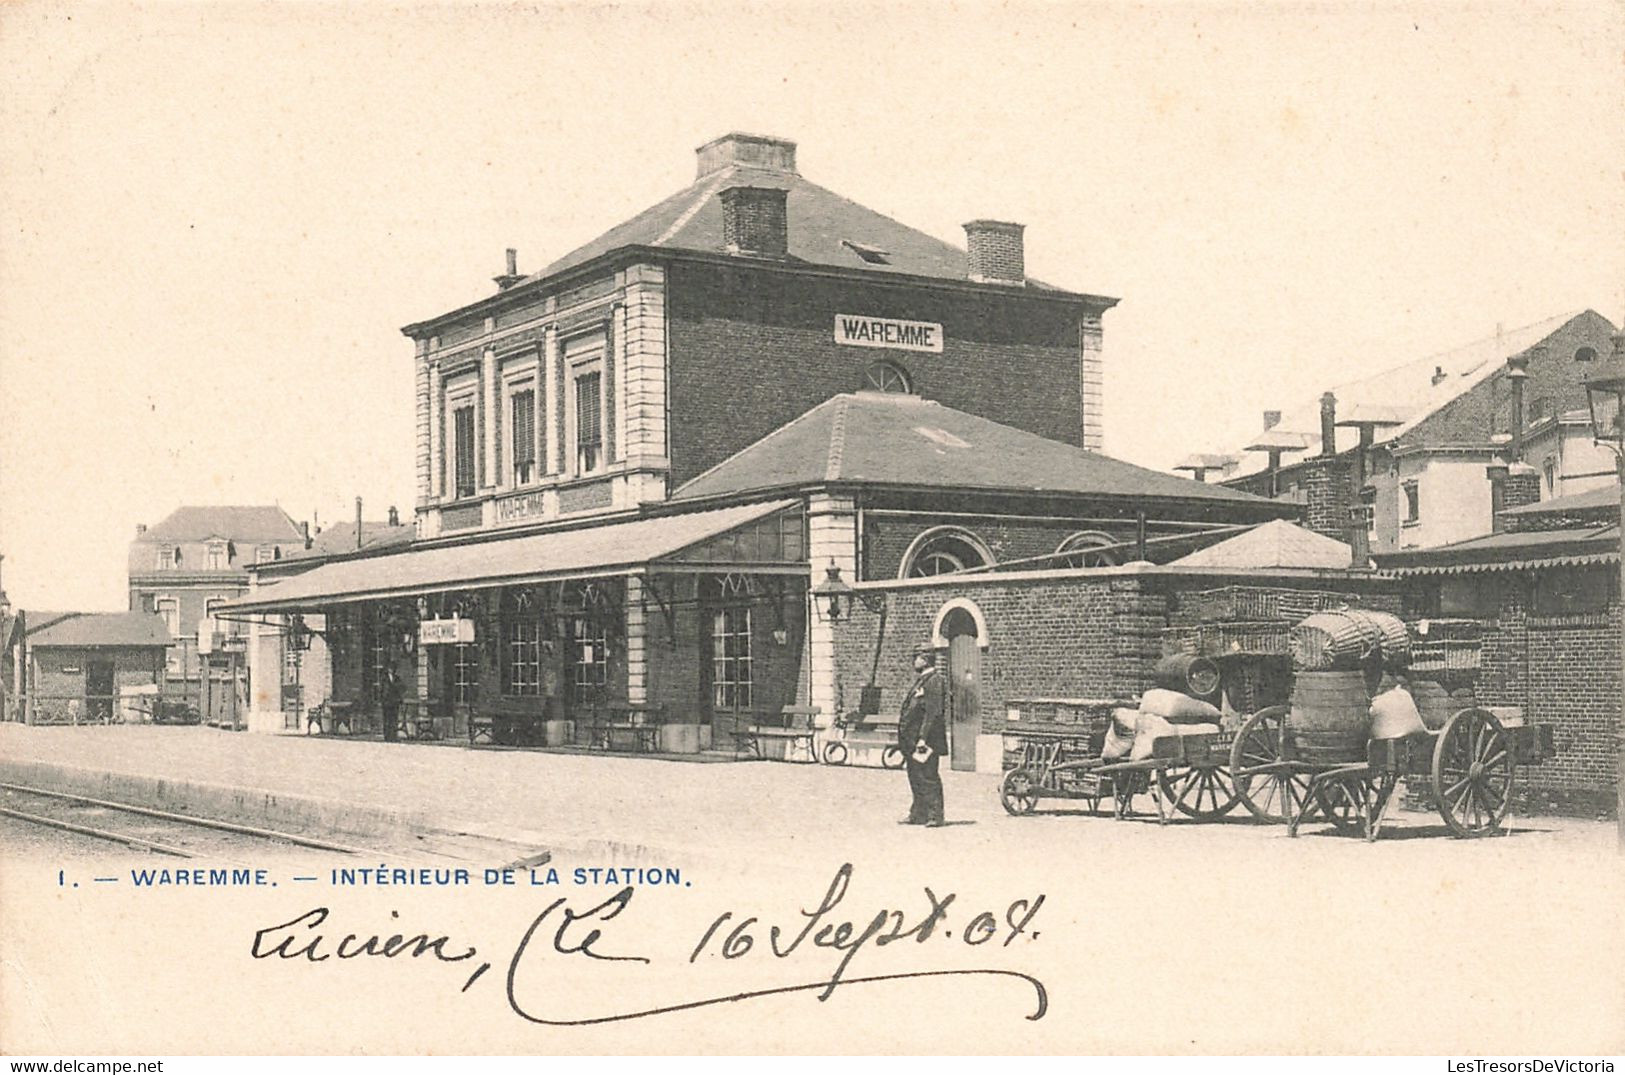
[1228,703,1558,841]
[998,706,1242,824]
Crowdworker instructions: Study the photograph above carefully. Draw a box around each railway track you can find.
[0,782,552,867]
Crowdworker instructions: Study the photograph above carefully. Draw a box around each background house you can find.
[4,611,169,724]
[127,505,304,722]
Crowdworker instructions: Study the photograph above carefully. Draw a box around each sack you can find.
[1369,686,1425,739]
[1102,722,1135,761]
[1172,721,1221,738]
[1137,688,1222,724]
[1130,711,1177,761]
[1111,706,1139,737]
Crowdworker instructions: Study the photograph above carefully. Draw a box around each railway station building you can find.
[227,132,1296,757]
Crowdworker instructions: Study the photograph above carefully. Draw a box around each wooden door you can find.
[86,660,115,723]
[946,632,979,771]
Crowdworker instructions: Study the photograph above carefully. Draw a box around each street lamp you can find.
[1582,336,1625,851]
[810,560,857,623]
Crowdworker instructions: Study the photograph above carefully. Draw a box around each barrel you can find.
[1152,653,1220,699]
[1342,609,1411,669]
[1289,611,1383,671]
[1411,679,1475,731]
[1287,670,1372,762]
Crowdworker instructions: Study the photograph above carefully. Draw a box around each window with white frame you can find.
[567,616,608,703]
[502,590,543,696]
[452,642,478,705]
[156,597,180,639]
[710,606,752,709]
[901,527,993,578]
[156,545,177,570]
[575,370,603,474]
[207,542,226,570]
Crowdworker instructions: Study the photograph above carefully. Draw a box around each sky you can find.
[1,0,1621,611]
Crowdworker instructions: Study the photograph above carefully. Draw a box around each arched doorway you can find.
[939,606,980,772]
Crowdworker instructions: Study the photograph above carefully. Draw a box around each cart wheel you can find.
[881,746,905,770]
[1312,778,1367,836]
[821,741,849,766]
[1156,765,1241,820]
[1229,706,1308,823]
[999,769,1039,816]
[1432,708,1516,838]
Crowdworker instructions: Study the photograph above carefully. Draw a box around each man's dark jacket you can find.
[898,668,949,755]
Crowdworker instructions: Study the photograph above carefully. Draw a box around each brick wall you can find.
[861,514,1135,579]
[666,262,1095,487]
[27,646,162,722]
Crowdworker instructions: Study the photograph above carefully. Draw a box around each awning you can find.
[1382,551,1619,576]
[223,500,797,613]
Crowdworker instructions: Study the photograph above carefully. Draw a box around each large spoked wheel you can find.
[1000,768,1039,816]
[1229,706,1308,823]
[881,745,906,770]
[821,740,849,766]
[1156,765,1241,820]
[1432,708,1516,838]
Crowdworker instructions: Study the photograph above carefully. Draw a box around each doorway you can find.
[941,608,980,772]
[86,660,115,723]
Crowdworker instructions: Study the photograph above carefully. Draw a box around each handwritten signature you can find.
[250,863,1047,1025]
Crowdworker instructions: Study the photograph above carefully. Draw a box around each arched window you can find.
[1054,530,1119,568]
[862,361,913,394]
[899,527,993,578]
[1575,346,1598,363]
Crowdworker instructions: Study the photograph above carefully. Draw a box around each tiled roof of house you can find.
[1217,311,1602,481]
[23,611,171,648]
[673,393,1286,512]
[1375,522,1619,573]
[140,506,303,544]
[1169,519,1352,569]
[1500,483,1620,516]
[279,521,415,563]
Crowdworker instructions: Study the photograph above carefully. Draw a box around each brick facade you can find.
[665,261,1095,488]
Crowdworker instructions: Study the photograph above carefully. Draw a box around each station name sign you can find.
[419,617,475,645]
[834,314,944,354]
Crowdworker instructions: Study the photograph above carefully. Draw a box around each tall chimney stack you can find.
[1319,393,1337,456]
[355,496,364,550]
[719,186,789,257]
[387,505,399,527]
[1262,410,1282,430]
[696,133,797,179]
[963,220,1025,285]
[493,248,522,291]
[1506,351,1531,462]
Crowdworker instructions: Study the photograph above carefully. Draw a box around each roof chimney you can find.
[963,220,1025,285]
[355,496,364,550]
[1431,365,1447,386]
[719,186,788,257]
[1505,351,1530,462]
[1319,393,1337,456]
[301,521,312,549]
[1263,410,1282,430]
[696,133,797,180]
[387,505,399,527]
[135,523,147,536]
[494,248,522,291]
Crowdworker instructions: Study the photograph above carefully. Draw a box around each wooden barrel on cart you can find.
[1410,679,1476,731]
[1287,670,1372,762]
[1153,653,1220,699]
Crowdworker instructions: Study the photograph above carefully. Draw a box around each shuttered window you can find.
[511,390,536,484]
[575,371,602,473]
[453,406,476,499]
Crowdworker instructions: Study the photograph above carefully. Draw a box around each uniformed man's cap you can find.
[912,641,937,657]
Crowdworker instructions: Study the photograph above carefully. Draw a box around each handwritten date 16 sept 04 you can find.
[250,862,1049,1026]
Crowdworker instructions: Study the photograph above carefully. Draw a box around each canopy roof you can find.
[223,501,797,612]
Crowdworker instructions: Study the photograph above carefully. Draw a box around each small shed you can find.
[12,611,171,725]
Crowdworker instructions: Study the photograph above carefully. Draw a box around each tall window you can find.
[453,405,477,499]
[1402,481,1421,525]
[156,598,180,639]
[511,389,537,485]
[567,616,608,703]
[156,545,178,570]
[502,590,542,696]
[711,607,752,709]
[207,542,226,570]
[363,614,388,703]
[575,371,602,474]
[452,643,479,704]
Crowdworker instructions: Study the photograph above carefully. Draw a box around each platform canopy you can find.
[221,499,799,613]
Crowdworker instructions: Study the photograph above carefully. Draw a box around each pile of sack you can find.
[1102,687,1223,762]
[1367,681,1427,740]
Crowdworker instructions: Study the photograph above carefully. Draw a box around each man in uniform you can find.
[898,640,948,826]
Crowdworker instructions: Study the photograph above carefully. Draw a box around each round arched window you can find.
[862,361,913,394]
[1055,530,1119,568]
[901,528,992,578]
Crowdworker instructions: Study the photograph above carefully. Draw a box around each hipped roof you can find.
[1170,519,1353,570]
[674,392,1285,513]
[23,611,171,648]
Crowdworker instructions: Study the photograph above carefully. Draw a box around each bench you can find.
[400,699,439,741]
[469,697,548,746]
[739,705,820,763]
[592,703,665,753]
[307,701,357,735]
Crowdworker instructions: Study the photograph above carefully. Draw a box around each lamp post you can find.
[1582,339,1625,850]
